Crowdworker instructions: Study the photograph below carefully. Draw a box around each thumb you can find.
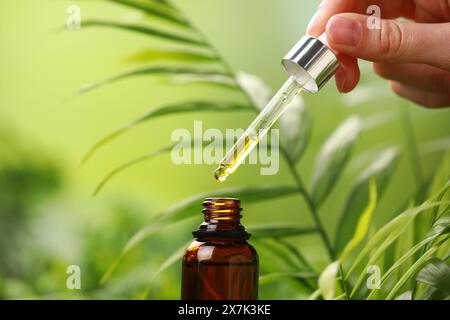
[325,13,450,71]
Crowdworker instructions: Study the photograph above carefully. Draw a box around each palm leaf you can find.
[366,221,449,299]
[78,66,228,94]
[346,200,449,297]
[416,257,450,295]
[414,154,450,245]
[259,272,317,286]
[310,116,363,206]
[395,291,412,300]
[335,147,399,253]
[93,143,176,195]
[138,242,189,299]
[81,101,251,165]
[339,179,378,262]
[386,245,440,299]
[126,49,218,64]
[156,185,298,223]
[255,239,306,271]
[280,94,311,164]
[318,261,340,300]
[248,224,317,238]
[166,74,238,90]
[93,137,238,195]
[235,71,272,110]
[82,20,204,46]
[105,0,188,26]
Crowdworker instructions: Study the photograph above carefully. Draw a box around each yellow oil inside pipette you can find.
[214,76,304,182]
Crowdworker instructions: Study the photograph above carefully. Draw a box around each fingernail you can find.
[327,16,362,46]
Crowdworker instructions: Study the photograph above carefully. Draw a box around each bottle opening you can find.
[193,198,249,240]
[202,198,241,219]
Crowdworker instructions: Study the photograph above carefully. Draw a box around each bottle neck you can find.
[193,198,250,240]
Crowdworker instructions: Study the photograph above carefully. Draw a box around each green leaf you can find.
[105,0,188,26]
[308,289,321,300]
[100,224,164,284]
[236,71,272,110]
[318,261,340,300]
[255,239,304,270]
[151,244,187,282]
[394,215,415,281]
[138,242,189,299]
[93,144,176,195]
[78,66,228,94]
[429,153,450,217]
[414,154,450,243]
[341,83,393,107]
[259,272,317,286]
[416,258,450,295]
[81,20,204,46]
[126,49,219,64]
[362,110,398,130]
[339,179,378,262]
[365,221,449,299]
[280,94,311,164]
[311,116,363,206]
[346,200,450,297]
[165,74,238,90]
[95,133,261,195]
[248,224,317,238]
[386,245,439,299]
[335,147,399,253]
[425,150,449,196]
[419,286,446,300]
[395,291,412,300]
[81,101,251,165]
[157,185,298,223]
[100,185,298,283]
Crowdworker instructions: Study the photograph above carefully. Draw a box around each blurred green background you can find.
[0,0,449,299]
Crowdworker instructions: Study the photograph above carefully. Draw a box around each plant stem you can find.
[277,238,316,272]
[258,239,316,292]
[338,265,350,300]
[281,148,335,260]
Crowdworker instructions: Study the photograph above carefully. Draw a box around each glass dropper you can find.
[214,35,339,182]
[214,76,304,182]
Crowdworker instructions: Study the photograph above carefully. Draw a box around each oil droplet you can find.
[214,166,228,183]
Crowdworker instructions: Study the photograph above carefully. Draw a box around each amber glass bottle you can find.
[181,198,259,300]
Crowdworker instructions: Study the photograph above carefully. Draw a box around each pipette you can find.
[214,35,340,182]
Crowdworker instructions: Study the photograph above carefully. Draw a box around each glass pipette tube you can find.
[214,76,304,182]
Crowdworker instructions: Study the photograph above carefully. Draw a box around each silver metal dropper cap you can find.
[282,35,339,93]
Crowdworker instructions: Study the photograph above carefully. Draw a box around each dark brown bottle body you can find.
[181,198,259,300]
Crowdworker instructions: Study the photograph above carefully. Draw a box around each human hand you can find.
[307,0,450,108]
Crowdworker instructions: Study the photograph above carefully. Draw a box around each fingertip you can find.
[306,11,325,37]
[335,54,360,93]
[335,69,346,93]
[306,0,329,36]
[389,81,401,93]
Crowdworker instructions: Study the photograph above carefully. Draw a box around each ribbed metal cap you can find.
[282,35,339,93]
